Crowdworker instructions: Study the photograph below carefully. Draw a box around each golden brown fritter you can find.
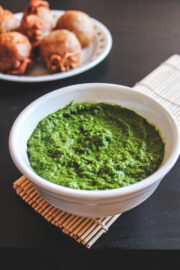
[0,32,33,74]
[20,14,51,48]
[0,6,19,33]
[56,10,94,48]
[23,0,55,28]
[40,29,81,72]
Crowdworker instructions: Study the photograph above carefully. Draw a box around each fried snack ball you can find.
[0,6,19,33]
[20,14,51,48]
[56,10,94,48]
[23,0,55,28]
[40,29,81,72]
[0,32,33,74]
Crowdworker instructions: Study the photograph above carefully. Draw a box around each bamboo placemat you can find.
[134,54,180,125]
[13,54,180,248]
[13,176,121,248]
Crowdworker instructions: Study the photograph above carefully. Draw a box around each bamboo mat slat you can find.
[13,54,180,248]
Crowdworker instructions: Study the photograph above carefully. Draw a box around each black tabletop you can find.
[1,0,180,268]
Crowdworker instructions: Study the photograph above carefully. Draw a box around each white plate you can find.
[0,10,112,82]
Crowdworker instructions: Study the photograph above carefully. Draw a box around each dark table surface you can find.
[1,0,180,268]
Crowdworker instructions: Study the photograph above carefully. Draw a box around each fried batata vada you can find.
[40,29,81,72]
[20,14,51,48]
[0,32,33,74]
[56,10,94,48]
[23,0,55,28]
[0,6,19,33]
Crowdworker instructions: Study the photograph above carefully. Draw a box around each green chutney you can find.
[27,102,165,190]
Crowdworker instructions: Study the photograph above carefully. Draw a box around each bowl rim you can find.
[9,83,180,200]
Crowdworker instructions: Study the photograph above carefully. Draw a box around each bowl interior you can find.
[9,84,178,187]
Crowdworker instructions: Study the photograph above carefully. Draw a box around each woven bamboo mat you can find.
[13,54,180,248]
[13,176,121,248]
[134,54,180,125]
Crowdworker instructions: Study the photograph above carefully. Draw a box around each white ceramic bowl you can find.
[9,83,180,217]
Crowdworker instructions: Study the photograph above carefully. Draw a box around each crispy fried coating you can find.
[0,6,19,33]
[20,14,51,48]
[0,32,33,74]
[23,0,55,28]
[56,10,94,48]
[40,29,81,72]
